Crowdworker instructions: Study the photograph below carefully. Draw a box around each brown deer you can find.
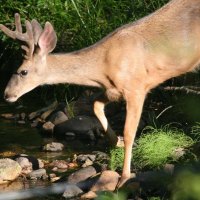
[1,0,200,187]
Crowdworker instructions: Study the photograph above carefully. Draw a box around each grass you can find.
[132,126,194,169]
[191,122,200,141]
[109,126,194,171]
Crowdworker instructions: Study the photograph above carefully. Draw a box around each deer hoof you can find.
[116,176,129,189]
[116,136,124,147]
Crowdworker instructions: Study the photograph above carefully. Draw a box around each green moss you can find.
[132,126,194,169]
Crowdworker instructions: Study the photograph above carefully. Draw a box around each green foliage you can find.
[109,126,194,171]
[109,147,124,171]
[172,171,200,200]
[132,126,194,169]
[191,122,200,141]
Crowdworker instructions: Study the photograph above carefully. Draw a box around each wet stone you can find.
[42,121,55,133]
[48,111,68,125]
[17,120,26,125]
[91,170,120,192]
[67,166,97,184]
[43,142,64,152]
[28,169,47,180]
[0,113,15,120]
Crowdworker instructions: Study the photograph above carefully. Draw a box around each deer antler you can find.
[0,13,42,59]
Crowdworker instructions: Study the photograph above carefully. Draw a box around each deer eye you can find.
[20,70,28,76]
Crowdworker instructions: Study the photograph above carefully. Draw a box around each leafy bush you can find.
[132,126,194,169]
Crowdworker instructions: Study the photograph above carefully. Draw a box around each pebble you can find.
[42,121,55,133]
[43,142,64,152]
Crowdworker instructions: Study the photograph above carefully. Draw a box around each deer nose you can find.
[4,93,17,101]
[4,93,11,101]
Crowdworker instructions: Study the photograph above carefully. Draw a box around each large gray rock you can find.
[67,166,97,184]
[0,158,22,184]
[48,111,68,125]
[91,170,120,192]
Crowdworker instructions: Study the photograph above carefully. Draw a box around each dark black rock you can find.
[53,116,104,140]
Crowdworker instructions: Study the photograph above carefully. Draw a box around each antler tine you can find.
[0,13,35,59]
[15,13,22,33]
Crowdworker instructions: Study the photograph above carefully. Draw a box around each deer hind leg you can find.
[117,89,146,188]
[94,95,118,146]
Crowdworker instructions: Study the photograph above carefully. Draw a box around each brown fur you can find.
[2,0,200,187]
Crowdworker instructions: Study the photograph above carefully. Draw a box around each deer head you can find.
[0,13,57,102]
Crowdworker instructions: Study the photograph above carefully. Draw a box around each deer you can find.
[1,0,200,187]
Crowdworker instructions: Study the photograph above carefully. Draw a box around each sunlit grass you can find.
[109,126,194,171]
[132,126,194,169]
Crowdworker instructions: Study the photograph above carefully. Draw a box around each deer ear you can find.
[38,22,57,55]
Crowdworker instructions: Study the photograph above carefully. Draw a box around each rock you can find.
[62,184,83,199]
[82,158,94,168]
[28,169,47,180]
[173,147,185,159]
[43,142,64,152]
[0,180,25,192]
[67,166,97,184]
[28,101,58,120]
[17,120,26,125]
[12,154,40,172]
[65,132,76,140]
[0,158,22,184]
[31,118,43,128]
[20,112,26,120]
[53,116,103,140]
[48,111,68,125]
[38,159,45,169]
[81,191,97,199]
[15,157,32,174]
[1,113,15,119]
[76,154,96,164]
[49,160,69,169]
[42,121,55,133]
[91,170,120,192]
[164,164,175,174]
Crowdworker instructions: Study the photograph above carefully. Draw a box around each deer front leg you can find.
[117,90,146,187]
[94,96,118,146]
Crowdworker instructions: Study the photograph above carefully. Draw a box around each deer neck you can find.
[44,47,105,88]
